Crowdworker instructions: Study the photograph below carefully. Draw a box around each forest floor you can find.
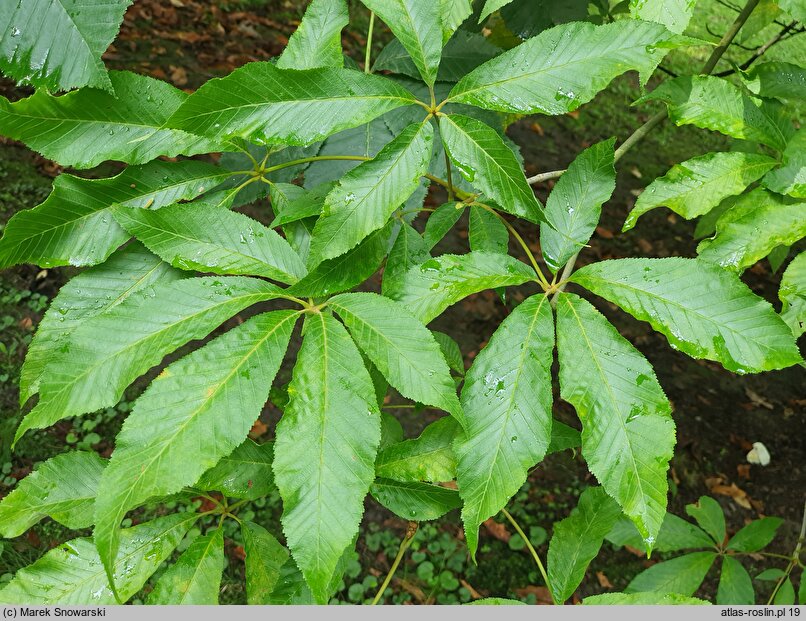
[0,0,804,605]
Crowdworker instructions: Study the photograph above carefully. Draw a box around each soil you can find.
[0,0,803,604]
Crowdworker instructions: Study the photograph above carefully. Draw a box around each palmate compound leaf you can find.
[308,120,434,265]
[390,252,537,324]
[629,0,696,34]
[540,138,616,272]
[697,188,806,272]
[454,294,554,557]
[0,513,197,605]
[273,313,381,603]
[15,276,283,444]
[0,0,131,93]
[570,258,802,374]
[329,293,461,418]
[276,0,348,70]
[93,310,299,589]
[360,0,442,85]
[556,293,674,544]
[623,152,778,231]
[165,62,417,147]
[113,202,308,284]
[779,252,806,337]
[440,114,543,223]
[0,451,105,538]
[19,242,183,406]
[0,72,224,169]
[547,487,622,603]
[148,529,225,605]
[447,20,687,115]
[0,159,232,270]
[639,76,794,152]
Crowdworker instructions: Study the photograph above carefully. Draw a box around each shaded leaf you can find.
[148,530,225,604]
[469,206,508,254]
[455,295,554,556]
[422,202,465,250]
[195,439,275,500]
[606,513,714,554]
[547,487,622,603]
[685,496,726,544]
[0,452,105,538]
[727,517,783,552]
[376,417,459,483]
[382,223,430,297]
[716,556,755,605]
[371,479,461,521]
[242,522,290,605]
[763,128,806,198]
[584,592,710,605]
[744,61,806,102]
[433,331,465,376]
[779,252,806,337]
[571,258,802,373]
[626,551,717,595]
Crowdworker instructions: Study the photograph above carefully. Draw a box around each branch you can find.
[715,21,802,77]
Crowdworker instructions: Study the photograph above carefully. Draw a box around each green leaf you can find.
[375,31,499,82]
[623,152,778,231]
[370,479,461,521]
[454,295,554,557]
[639,76,793,152]
[148,529,225,604]
[277,0,348,70]
[286,222,394,297]
[94,310,297,583]
[629,0,696,34]
[448,20,685,115]
[799,572,805,605]
[744,62,806,102]
[16,277,282,443]
[697,189,806,272]
[20,243,182,405]
[774,579,796,605]
[626,551,717,596]
[0,160,230,269]
[440,114,542,222]
[360,0,442,85]
[0,0,131,92]
[779,252,806,337]
[547,487,622,603]
[433,331,465,376]
[606,513,715,553]
[0,513,197,605]
[0,452,105,538]
[541,139,616,272]
[556,293,673,544]
[440,0,473,42]
[270,182,333,228]
[196,439,275,500]
[113,203,307,284]
[382,223,430,297]
[764,129,806,199]
[717,557,755,605]
[309,121,434,264]
[779,0,806,23]
[547,421,581,455]
[0,72,222,169]
[391,252,536,323]
[273,313,381,603]
[467,597,527,605]
[166,63,415,147]
[584,592,710,605]
[469,206,509,253]
[686,496,726,544]
[727,517,783,552]
[480,0,515,20]
[376,416,459,482]
[330,292,461,418]
[422,202,465,250]
[570,258,802,373]
[242,522,290,605]
[756,569,787,582]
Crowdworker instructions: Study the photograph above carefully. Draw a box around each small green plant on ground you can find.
[0,0,803,606]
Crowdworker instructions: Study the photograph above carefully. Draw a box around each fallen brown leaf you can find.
[514,585,553,604]
[483,518,511,543]
[249,419,268,438]
[596,571,614,589]
[460,579,484,600]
